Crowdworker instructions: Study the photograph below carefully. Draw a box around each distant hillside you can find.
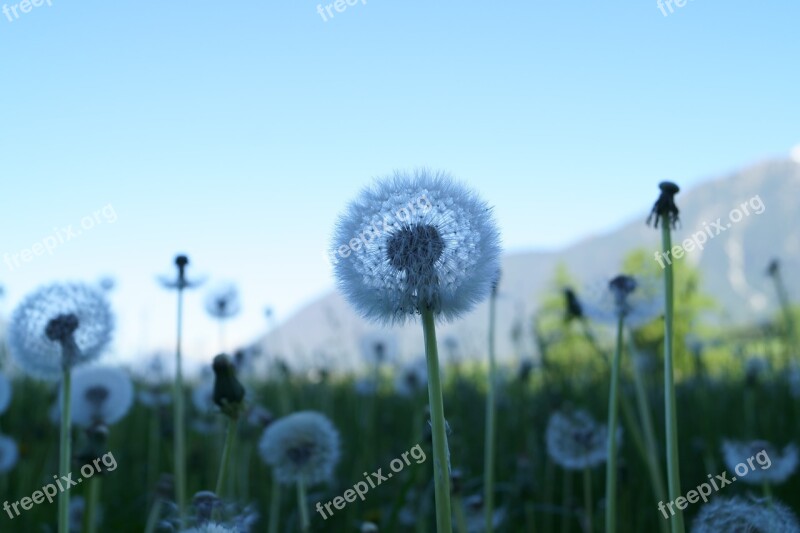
[259,159,800,370]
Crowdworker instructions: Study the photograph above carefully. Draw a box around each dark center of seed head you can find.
[287,442,315,465]
[386,224,445,272]
[45,314,80,343]
[85,386,110,407]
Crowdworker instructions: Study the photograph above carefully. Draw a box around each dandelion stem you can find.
[85,476,101,533]
[215,416,238,498]
[605,314,624,533]
[661,222,685,533]
[268,475,281,533]
[58,366,72,533]
[484,288,498,533]
[297,477,310,532]
[143,499,163,533]
[583,467,593,533]
[421,306,453,533]
[174,286,187,521]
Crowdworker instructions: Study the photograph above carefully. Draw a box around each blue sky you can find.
[1,1,798,369]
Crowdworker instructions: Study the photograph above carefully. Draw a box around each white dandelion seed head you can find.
[7,283,114,380]
[0,434,20,473]
[331,169,502,324]
[721,439,798,485]
[546,410,619,470]
[258,411,341,485]
[582,274,663,328]
[359,330,400,366]
[394,357,428,397]
[0,371,11,415]
[691,495,800,533]
[63,366,134,428]
[204,283,242,320]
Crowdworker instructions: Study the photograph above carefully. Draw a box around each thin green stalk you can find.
[583,467,593,533]
[772,269,798,361]
[144,499,163,533]
[85,476,101,533]
[484,289,498,533]
[268,476,281,533]
[560,471,572,533]
[421,307,453,533]
[661,222,685,533]
[297,477,310,532]
[628,334,669,512]
[452,494,468,533]
[147,405,160,493]
[215,417,238,497]
[58,367,72,533]
[605,315,624,533]
[174,288,187,520]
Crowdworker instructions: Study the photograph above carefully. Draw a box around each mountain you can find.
[259,159,800,370]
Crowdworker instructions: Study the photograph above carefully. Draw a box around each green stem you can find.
[144,499,163,533]
[58,367,72,533]
[452,494,468,533]
[561,471,572,533]
[85,476,101,533]
[605,315,624,533]
[174,288,187,521]
[297,477,310,532]
[215,417,238,498]
[661,222,685,533]
[772,271,798,361]
[484,290,498,533]
[268,476,281,533]
[147,404,160,494]
[583,467,593,533]
[421,307,453,533]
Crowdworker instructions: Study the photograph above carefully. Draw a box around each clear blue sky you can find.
[1,1,798,369]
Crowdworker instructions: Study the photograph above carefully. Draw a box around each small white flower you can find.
[181,523,239,533]
[63,366,134,428]
[721,439,798,485]
[331,169,501,324]
[0,371,12,415]
[0,434,20,473]
[7,283,114,380]
[546,410,618,470]
[259,411,340,485]
[691,496,800,532]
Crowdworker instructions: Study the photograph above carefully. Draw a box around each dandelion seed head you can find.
[7,283,114,380]
[691,495,800,533]
[394,356,428,396]
[359,330,399,366]
[181,523,238,533]
[546,410,618,470]
[331,169,501,324]
[258,411,340,485]
[583,274,662,327]
[204,283,241,320]
[0,434,19,473]
[721,439,798,485]
[65,366,134,428]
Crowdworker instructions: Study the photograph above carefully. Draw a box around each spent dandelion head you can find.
[691,495,800,533]
[64,366,134,428]
[721,439,798,485]
[0,434,19,473]
[0,371,11,415]
[646,181,680,229]
[204,284,242,320]
[546,409,618,470]
[331,169,501,324]
[394,356,428,396]
[158,254,204,291]
[7,283,114,380]
[563,287,584,323]
[258,411,340,485]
